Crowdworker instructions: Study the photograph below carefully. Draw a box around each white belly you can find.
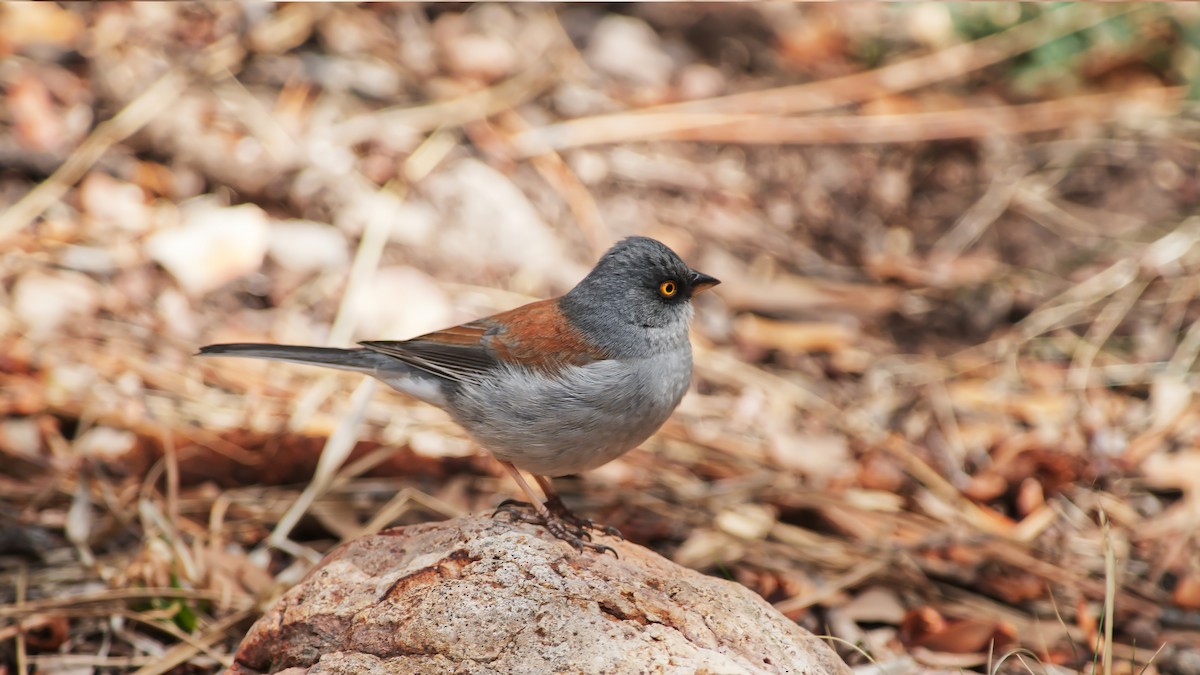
[448,352,692,476]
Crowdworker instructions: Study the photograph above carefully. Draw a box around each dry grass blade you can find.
[332,53,560,146]
[128,608,253,675]
[511,5,1145,153]
[1066,281,1150,390]
[1017,260,1141,342]
[773,559,888,615]
[349,487,465,539]
[268,377,376,549]
[514,87,1182,153]
[499,111,609,258]
[15,564,28,675]
[285,191,396,432]
[0,589,250,619]
[1101,511,1115,675]
[931,141,1027,258]
[28,655,159,670]
[1167,308,1200,377]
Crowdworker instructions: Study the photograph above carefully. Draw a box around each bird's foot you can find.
[492,499,617,556]
[544,495,624,540]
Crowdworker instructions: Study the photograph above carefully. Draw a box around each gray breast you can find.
[448,348,693,477]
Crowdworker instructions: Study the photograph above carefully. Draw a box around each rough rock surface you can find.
[230,515,850,674]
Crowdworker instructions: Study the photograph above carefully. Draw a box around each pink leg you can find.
[534,475,622,539]
[493,462,616,556]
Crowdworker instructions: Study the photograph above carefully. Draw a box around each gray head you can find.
[559,237,718,354]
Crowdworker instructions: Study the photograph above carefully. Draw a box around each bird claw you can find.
[544,496,624,541]
[492,498,532,517]
[598,524,624,540]
[492,500,616,556]
[543,516,616,557]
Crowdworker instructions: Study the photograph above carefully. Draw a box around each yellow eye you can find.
[659,280,678,297]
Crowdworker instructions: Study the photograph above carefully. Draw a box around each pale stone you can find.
[145,200,270,296]
[585,15,674,89]
[267,219,350,273]
[229,515,851,674]
[12,270,100,340]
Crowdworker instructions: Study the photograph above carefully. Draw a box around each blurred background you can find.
[3,3,1200,672]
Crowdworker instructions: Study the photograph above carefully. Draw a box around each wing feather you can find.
[360,299,611,384]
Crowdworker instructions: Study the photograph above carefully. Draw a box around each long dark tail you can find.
[197,343,389,374]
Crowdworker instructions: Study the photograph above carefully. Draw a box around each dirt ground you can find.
[3,3,1200,673]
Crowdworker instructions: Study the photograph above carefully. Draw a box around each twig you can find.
[1066,281,1149,390]
[15,564,27,675]
[348,487,466,540]
[511,6,1147,153]
[331,57,560,146]
[773,559,887,615]
[514,87,1182,153]
[931,139,1027,258]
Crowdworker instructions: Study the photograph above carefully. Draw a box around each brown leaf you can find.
[980,569,1045,604]
[900,606,1017,653]
[21,613,69,651]
[1172,574,1200,610]
[8,72,64,152]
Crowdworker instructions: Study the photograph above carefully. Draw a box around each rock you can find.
[12,270,101,340]
[79,172,151,233]
[73,426,138,462]
[585,15,674,89]
[676,63,726,101]
[229,515,850,674]
[144,200,270,296]
[267,219,350,274]
[441,33,517,82]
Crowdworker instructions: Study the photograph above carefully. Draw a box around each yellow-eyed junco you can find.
[199,236,718,553]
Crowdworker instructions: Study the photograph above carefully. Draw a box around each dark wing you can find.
[359,299,611,385]
[361,321,499,384]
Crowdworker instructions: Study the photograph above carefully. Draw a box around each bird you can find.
[198,236,718,554]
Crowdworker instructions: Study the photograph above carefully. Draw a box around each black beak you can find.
[690,270,720,294]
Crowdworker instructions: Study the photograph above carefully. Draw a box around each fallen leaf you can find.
[900,606,1016,653]
[1172,574,1200,609]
